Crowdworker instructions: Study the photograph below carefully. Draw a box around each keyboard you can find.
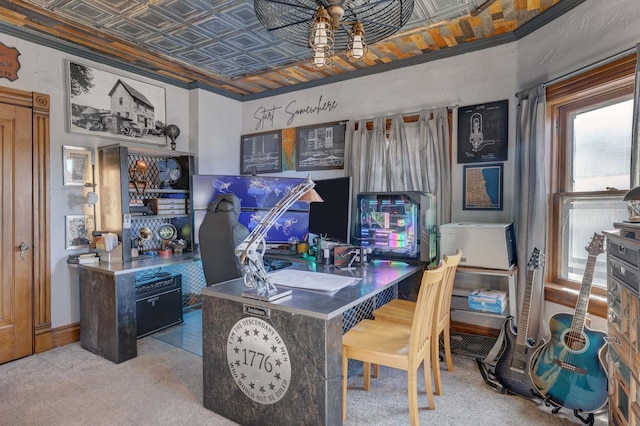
[265,248,297,256]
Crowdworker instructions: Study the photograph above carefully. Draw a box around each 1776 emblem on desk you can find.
[227,317,291,404]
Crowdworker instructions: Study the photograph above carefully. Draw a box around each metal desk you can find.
[201,261,422,426]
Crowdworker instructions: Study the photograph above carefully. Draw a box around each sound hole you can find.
[563,331,586,351]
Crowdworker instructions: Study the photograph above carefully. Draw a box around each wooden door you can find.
[0,102,34,363]
[0,86,50,364]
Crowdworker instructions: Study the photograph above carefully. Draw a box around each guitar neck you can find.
[570,254,597,333]
[515,269,535,347]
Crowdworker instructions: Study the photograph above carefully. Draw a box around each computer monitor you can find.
[308,176,352,244]
[192,175,310,245]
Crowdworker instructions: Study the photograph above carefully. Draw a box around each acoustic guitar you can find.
[530,233,608,413]
[494,248,545,399]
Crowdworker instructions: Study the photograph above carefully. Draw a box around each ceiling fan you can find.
[253,0,414,56]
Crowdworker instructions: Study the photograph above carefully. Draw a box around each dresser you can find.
[606,223,640,425]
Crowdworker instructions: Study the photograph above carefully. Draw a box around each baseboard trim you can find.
[52,322,80,348]
[34,322,53,353]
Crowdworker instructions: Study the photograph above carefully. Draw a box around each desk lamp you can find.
[235,176,323,301]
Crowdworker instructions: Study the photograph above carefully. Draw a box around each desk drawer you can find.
[609,240,639,268]
[609,256,639,294]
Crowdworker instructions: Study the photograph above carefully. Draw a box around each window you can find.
[546,54,636,314]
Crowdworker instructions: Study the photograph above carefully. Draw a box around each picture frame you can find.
[62,145,93,186]
[65,214,94,249]
[66,60,167,146]
[463,163,503,210]
[240,130,282,175]
[457,100,508,163]
[296,121,346,171]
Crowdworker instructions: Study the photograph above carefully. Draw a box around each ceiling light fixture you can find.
[254,0,414,69]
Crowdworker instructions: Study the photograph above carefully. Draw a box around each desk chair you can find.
[372,249,462,395]
[342,262,446,425]
[198,194,249,286]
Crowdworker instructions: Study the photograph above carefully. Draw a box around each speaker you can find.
[135,274,183,337]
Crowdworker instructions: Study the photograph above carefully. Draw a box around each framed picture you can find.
[62,145,93,186]
[463,163,503,210]
[65,214,94,249]
[66,60,167,146]
[240,130,282,174]
[296,121,346,171]
[457,100,508,163]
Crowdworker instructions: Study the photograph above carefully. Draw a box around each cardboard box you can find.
[468,288,507,314]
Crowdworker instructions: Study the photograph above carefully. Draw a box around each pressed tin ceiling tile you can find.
[2,0,578,98]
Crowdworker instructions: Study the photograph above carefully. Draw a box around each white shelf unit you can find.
[450,265,518,334]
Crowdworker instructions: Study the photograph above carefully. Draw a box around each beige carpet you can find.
[0,337,607,425]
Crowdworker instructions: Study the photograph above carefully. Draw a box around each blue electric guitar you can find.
[530,233,608,413]
[494,248,545,399]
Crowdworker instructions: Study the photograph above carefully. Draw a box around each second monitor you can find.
[308,176,352,244]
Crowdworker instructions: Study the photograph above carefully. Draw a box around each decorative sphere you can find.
[163,124,180,141]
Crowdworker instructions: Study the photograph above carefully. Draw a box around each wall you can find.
[517,0,640,89]
[0,33,195,328]
[241,44,519,223]
[191,89,242,175]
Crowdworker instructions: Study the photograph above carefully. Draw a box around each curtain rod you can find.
[354,104,459,124]
[544,45,637,87]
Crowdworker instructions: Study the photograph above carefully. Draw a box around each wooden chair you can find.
[371,249,462,395]
[342,262,446,425]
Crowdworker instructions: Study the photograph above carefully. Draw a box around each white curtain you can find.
[514,84,547,341]
[630,43,640,187]
[424,109,452,226]
[345,108,451,226]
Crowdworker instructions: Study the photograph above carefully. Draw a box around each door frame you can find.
[0,85,52,353]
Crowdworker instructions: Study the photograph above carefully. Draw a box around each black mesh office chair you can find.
[199,194,249,286]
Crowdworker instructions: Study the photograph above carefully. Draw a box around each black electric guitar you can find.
[530,233,608,413]
[494,248,545,399]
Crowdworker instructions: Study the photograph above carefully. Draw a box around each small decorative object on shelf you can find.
[129,159,148,194]
[623,186,640,222]
[163,124,180,151]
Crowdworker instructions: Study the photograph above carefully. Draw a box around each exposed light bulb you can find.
[313,24,328,48]
[313,48,329,68]
[351,35,364,59]
[346,22,367,63]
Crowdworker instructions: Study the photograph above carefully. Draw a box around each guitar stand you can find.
[542,396,595,426]
[573,410,594,426]
[475,357,506,394]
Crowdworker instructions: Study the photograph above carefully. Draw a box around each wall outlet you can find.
[123,213,131,229]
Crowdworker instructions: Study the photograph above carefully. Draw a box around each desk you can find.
[77,253,201,363]
[201,262,422,426]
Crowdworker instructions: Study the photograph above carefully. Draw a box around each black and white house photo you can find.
[67,61,167,146]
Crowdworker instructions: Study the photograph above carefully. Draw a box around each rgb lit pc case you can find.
[355,192,436,264]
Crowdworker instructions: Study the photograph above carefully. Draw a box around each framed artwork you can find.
[65,214,94,249]
[463,163,503,210]
[457,100,508,163]
[62,145,93,186]
[296,121,346,171]
[281,128,296,171]
[66,60,167,146]
[240,130,282,174]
